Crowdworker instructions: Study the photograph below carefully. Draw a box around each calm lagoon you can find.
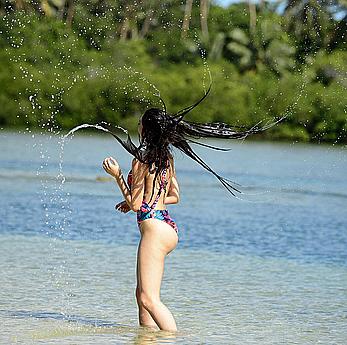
[0,130,346,344]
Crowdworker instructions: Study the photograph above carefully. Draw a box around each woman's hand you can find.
[115,200,131,213]
[102,156,121,178]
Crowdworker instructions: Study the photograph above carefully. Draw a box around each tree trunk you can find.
[119,3,139,40]
[66,0,75,27]
[120,17,130,40]
[15,0,24,10]
[140,8,154,38]
[260,0,265,11]
[248,1,257,37]
[181,0,193,39]
[200,0,209,41]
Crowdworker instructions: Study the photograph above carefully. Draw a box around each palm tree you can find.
[211,19,295,75]
[139,0,159,39]
[139,7,154,38]
[181,0,194,39]
[248,0,257,37]
[64,0,74,27]
[15,0,25,10]
[200,0,209,41]
[119,1,142,40]
[283,0,335,58]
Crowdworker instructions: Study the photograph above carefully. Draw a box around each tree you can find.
[248,0,257,37]
[283,0,335,60]
[211,18,295,76]
[139,4,154,39]
[15,0,24,10]
[119,1,139,40]
[200,0,209,41]
[181,0,193,39]
[64,0,74,27]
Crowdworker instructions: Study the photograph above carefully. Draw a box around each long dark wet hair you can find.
[99,84,287,200]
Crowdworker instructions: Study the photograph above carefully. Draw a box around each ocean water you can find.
[0,130,346,344]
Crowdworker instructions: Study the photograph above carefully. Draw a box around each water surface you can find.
[0,130,346,344]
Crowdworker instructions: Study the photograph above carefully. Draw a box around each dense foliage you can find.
[0,0,346,143]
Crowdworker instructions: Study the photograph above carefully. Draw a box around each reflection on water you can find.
[1,131,347,344]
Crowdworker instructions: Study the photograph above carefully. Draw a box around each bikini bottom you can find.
[136,202,179,236]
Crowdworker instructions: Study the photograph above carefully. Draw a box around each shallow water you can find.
[0,130,346,344]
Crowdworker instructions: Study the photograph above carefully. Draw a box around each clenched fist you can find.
[102,156,121,178]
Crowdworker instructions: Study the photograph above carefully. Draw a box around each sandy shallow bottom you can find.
[1,234,346,345]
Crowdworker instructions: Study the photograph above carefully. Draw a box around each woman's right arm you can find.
[114,158,146,212]
[164,158,180,205]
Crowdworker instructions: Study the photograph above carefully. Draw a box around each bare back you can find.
[142,157,175,210]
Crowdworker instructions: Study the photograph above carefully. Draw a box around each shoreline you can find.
[1,126,346,147]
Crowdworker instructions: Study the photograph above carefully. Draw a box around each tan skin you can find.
[102,115,180,332]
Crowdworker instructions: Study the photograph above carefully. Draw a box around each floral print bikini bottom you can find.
[136,200,179,235]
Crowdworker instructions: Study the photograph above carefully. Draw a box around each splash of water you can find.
[58,122,129,183]
[194,31,213,95]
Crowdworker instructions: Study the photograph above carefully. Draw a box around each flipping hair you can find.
[99,84,287,199]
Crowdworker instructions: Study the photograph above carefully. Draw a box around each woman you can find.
[103,109,180,332]
[101,86,287,332]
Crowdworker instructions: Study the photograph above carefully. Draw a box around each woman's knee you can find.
[135,286,154,308]
[138,291,160,310]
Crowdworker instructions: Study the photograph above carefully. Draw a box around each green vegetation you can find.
[0,0,346,143]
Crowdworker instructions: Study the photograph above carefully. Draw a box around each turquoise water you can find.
[1,130,346,344]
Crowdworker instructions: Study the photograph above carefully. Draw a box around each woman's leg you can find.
[137,219,178,332]
[135,244,159,330]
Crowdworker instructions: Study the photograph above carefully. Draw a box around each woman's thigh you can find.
[137,219,178,297]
